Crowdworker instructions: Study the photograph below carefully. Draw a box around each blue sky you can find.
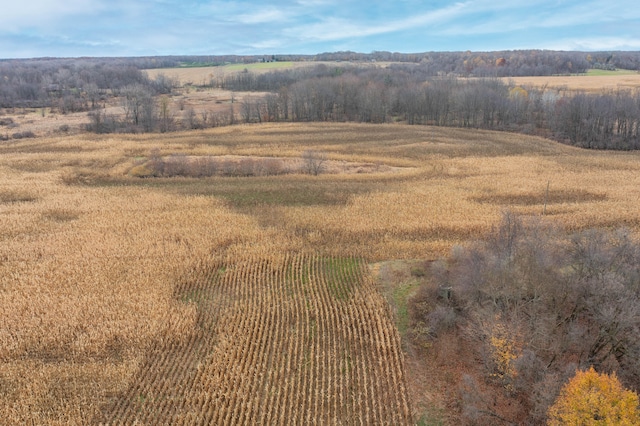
[1,0,639,58]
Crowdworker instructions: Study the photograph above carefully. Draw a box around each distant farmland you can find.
[504,69,640,92]
[145,61,329,86]
[145,61,389,86]
[146,62,640,92]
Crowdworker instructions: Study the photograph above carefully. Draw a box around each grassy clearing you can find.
[222,61,295,71]
[372,260,437,351]
[145,61,296,86]
[585,68,639,76]
[505,72,640,92]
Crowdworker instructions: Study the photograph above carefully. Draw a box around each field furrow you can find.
[99,253,411,424]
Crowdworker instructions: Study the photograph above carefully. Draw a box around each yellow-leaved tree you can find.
[548,366,640,425]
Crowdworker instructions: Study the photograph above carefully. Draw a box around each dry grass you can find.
[0,107,93,138]
[504,72,640,92]
[1,122,640,424]
[144,63,298,86]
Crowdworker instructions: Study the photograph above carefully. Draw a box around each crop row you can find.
[99,253,411,424]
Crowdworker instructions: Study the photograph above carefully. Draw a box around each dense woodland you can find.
[410,213,640,424]
[2,51,640,149]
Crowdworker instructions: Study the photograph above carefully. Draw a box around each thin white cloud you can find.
[236,8,292,24]
[402,0,640,39]
[0,0,105,30]
[249,39,285,50]
[525,2,640,29]
[544,37,640,51]
[295,0,337,5]
[286,2,470,42]
[1,0,640,57]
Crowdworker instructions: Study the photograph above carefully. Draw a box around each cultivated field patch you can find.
[144,61,373,86]
[2,123,640,423]
[99,253,412,425]
[504,71,640,92]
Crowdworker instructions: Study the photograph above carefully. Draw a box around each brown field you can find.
[144,61,375,86]
[144,63,296,86]
[504,72,640,92]
[1,122,640,424]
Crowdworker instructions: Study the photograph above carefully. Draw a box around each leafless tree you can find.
[158,95,174,132]
[122,84,155,130]
[302,150,327,175]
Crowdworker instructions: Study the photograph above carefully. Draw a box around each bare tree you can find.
[416,214,640,423]
[158,95,174,132]
[182,107,198,130]
[302,150,327,175]
[241,97,253,123]
[122,84,155,129]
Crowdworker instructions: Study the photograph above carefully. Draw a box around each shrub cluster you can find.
[0,117,14,126]
[131,153,286,178]
[11,131,36,139]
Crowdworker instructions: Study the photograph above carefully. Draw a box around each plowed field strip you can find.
[98,254,412,425]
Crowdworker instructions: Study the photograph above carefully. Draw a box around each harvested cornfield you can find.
[99,253,412,425]
[3,123,640,424]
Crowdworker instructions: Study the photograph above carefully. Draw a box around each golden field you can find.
[144,61,360,86]
[505,71,640,92]
[1,122,640,423]
[145,62,298,86]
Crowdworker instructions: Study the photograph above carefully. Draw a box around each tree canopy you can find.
[548,367,640,425]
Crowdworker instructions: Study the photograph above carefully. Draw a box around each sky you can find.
[1,0,640,58]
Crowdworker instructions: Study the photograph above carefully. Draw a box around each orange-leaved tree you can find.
[548,366,640,425]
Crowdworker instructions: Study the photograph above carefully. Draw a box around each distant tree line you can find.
[209,49,640,75]
[3,53,640,148]
[220,65,640,149]
[0,58,175,110]
[81,63,640,149]
[313,50,640,75]
[3,50,640,109]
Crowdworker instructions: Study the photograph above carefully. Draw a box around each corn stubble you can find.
[99,254,410,425]
[1,123,640,424]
